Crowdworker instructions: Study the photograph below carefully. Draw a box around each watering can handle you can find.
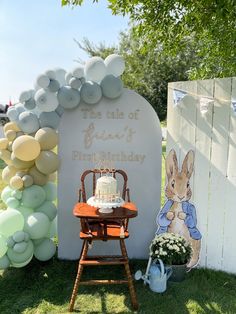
[144,257,153,278]
[157,259,165,278]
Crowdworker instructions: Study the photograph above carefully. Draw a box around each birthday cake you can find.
[94,175,119,203]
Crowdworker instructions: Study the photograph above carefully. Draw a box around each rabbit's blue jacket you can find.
[156,200,202,240]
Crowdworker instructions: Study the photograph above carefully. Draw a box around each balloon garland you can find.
[0,54,125,269]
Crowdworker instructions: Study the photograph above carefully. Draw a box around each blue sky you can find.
[0,0,129,104]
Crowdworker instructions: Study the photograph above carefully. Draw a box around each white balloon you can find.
[84,56,106,82]
[104,54,125,77]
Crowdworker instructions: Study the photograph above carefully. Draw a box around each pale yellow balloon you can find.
[35,127,58,150]
[35,151,59,175]
[5,130,16,141]
[11,152,34,170]
[4,121,20,133]
[10,175,24,190]
[2,165,18,183]
[7,141,13,152]
[0,138,9,150]
[0,149,12,164]
[12,135,41,161]
[29,166,49,186]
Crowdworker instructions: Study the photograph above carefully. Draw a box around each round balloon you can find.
[84,56,106,82]
[55,104,64,117]
[22,185,46,208]
[7,240,34,263]
[34,238,56,261]
[65,72,73,85]
[13,241,28,253]
[12,135,41,161]
[15,104,26,115]
[0,255,10,269]
[5,130,16,141]
[22,175,34,187]
[35,127,58,150]
[43,182,57,201]
[100,75,123,99]
[10,175,24,190]
[11,189,23,200]
[35,88,59,112]
[0,209,24,237]
[54,68,66,86]
[80,81,102,104]
[4,122,20,133]
[39,111,60,129]
[6,197,20,209]
[2,165,18,183]
[35,201,57,221]
[12,230,25,243]
[69,77,82,90]
[24,213,50,239]
[29,166,49,186]
[35,151,59,174]
[72,66,84,78]
[57,86,80,109]
[7,107,19,121]
[104,54,125,77]
[16,206,34,219]
[18,111,40,134]
[0,138,9,150]
[11,254,33,268]
[48,79,60,92]
[36,74,50,88]
[1,186,14,202]
[0,234,7,258]
[19,90,31,103]
[24,98,36,110]
[0,149,11,164]
[46,218,57,238]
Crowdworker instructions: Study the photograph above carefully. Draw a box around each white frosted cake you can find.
[95,175,119,202]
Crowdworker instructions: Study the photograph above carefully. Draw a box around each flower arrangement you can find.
[149,233,192,265]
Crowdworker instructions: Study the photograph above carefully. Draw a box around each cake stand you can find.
[87,196,125,214]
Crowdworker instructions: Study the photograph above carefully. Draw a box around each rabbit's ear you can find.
[166,149,178,180]
[182,150,195,178]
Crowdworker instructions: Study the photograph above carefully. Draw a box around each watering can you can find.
[135,257,172,293]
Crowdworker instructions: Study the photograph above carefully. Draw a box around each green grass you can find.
[1,144,236,313]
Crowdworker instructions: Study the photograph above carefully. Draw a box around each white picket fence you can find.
[166,77,236,274]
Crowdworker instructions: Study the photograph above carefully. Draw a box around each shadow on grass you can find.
[1,258,236,314]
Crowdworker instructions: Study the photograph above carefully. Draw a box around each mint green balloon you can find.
[33,238,44,246]
[6,197,20,209]
[22,185,46,208]
[11,254,33,268]
[43,182,57,201]
[6,236,14,248]
[24,212,50,239]
[1,186,13,203]
[46,218,57,238]
[0,254,10,269]
[35,201,57,221]
[12,230,25,243]
[7,240,33,263]
[0,209,24,237]
[13,241,28,253]
[34,238,56,261]
[0,234,7,258]
[11,190,23,200]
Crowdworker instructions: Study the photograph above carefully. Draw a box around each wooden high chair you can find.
[69,169,138,312]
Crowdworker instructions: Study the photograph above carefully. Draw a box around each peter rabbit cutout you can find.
[156,149,202,268]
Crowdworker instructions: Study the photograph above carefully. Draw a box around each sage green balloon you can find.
[22,185,46,208]
[13,241,28,253]
[6,236,14,248]
[0,234,7,258]
[12,230,25,243]
[1,186,14,203]
[43,182,57,201]
[29,166,49,186]
[35,127,58,150]
[0,254,10,269]
[35,201,57,221]
[46,218,57,238]
[11,254,33,268]
[35,151,59,175]
[7,240,33,263]
[24,212,50,239]
[0,209,24,237]
[11,189,23,200]
[34,238,56,261]
[6,197,20,209]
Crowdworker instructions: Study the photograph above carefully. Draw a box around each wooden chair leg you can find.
[120,239,139,310]
[69,240,89,312]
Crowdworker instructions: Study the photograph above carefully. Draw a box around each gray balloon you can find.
[100,75,123,99]
[39,111,61,129]
[57,86,80,109]
[80,81,102,104]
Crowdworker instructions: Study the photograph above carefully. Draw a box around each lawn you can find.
[1,142,236,314]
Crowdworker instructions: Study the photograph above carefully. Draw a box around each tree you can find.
[76,28,200,120]
[62,0,236,79]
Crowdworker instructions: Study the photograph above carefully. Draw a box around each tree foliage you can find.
[76,29,200,120]
[62,0,236,79]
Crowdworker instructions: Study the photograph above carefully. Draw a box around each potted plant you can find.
[149,232,192,282]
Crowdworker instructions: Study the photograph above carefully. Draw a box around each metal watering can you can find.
[135,257,172,293]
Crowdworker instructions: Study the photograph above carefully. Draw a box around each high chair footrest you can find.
[80,258,127,265]
[80,279,129,285]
